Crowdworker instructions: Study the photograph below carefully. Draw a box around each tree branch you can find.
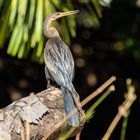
[0,87,84,140]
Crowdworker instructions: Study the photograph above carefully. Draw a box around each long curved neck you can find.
[43,18,60,38]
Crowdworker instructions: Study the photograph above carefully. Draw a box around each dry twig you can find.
[102,82,136,140]
[43,76,116,139]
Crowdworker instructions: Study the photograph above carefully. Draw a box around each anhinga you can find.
[43,10,81,126]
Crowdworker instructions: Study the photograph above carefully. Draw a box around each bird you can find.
[43,10,81,126]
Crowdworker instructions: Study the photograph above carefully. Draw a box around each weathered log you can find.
[0,87,85,140]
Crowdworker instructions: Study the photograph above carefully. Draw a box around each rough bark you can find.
[0,87,85,140]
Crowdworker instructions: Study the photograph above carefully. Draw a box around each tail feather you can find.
[61,87,79,126]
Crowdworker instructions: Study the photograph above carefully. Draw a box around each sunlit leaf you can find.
[28,0,36,29]
[44,0,55,16]
[36,37,43,57]
[18,42,25,59]
[9,0,18,29]
[23,25,28,43]
[11,24,23,56]
[31,0,43,47]
[18,0,27,19]
[7,23,19,54]
[0,0,105,62]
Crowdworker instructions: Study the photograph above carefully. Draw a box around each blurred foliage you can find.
[103,0,140,61]
[0,0,110,62]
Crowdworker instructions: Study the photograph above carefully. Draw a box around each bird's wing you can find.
[51,38,74,80]
[44,38,74,88]
[61,41,75,80]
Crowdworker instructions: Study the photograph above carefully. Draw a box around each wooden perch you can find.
[0,87,85,140]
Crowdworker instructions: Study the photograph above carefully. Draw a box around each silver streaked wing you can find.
[44,38,74,87]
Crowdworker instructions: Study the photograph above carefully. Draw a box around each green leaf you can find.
[44,0,55,16]
[31,0,43,47]
[18,42,25,59]
[91,0,102,17]
[67,16,76,37]
[7,23,19,54]
[18,0,28,17]
[0,0,3,10]
[36,37,43,57]
[23,25,28,43]
[9,0,18,29]
[50,0,60,9]
[61,18,70,44]
[86,4,100,28]
[11,25,23,56]
[85,86,113,121]
[0,2,11,48]
[28,0,36,28]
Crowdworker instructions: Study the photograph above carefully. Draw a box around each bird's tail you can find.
[61,87,79,126]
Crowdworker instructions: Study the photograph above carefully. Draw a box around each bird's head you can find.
[44,10,79,38]
[48,10,79,21]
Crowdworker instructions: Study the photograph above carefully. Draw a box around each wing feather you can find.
[44,38,74,88]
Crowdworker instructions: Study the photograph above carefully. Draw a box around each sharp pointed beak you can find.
[58,10,79,18]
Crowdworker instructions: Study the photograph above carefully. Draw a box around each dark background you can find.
[0,1,140,140]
